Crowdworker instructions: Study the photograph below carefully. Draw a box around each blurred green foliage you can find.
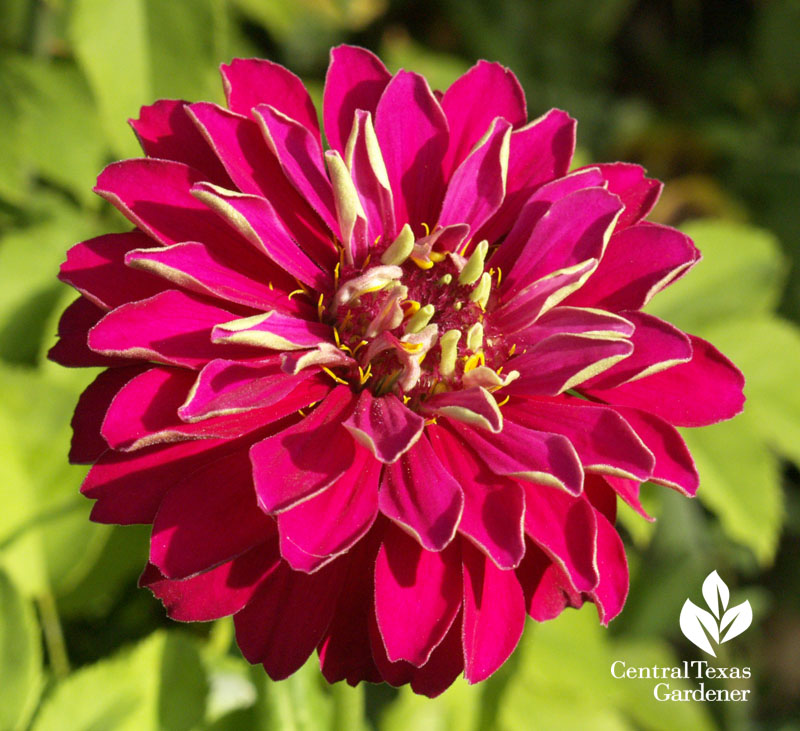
[1,0,799,728]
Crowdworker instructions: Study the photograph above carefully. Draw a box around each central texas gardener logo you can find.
[680,571,752,657]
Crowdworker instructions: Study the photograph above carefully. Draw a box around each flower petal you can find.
[342,390,425,463]
[450,419,584,496]
[323,45,391,155]
[588,509,629,625]
[422,387,503,433]
[512,306,635,348]
[428,424,525,570]
[150,450,273,578]
[516,541,583,621]
[462,541,526,684]
[374,70,449,230]
[379,435,464,551]
[375,524,462,666]
[211,311,333,351]
[409,614,465,698]
[440,60,526,175]
[221,58,320,143]
[588,162,662,230]
[250,386,356,513]
[585,335,745,427]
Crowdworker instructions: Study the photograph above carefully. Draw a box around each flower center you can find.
[322,225,515,408]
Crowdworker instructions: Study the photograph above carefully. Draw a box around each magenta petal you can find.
[343,390,425,463]
[82,437,230,524]
[516,542,583,621]
[586,335,745,427]
[375,524,461,666]
[440,60,526,175]
[140,541,279,622]
[220,58,321,144]
[522,484,598,593]
[601,474,652,519]
[428,425,525,570]
[323,45,391,155]
[438,117,511,234]
[379,435,464,551]
[462,541,526,684]
[582,311,693,390]
[409,615,464,698]
[191,182,333,291]
[505,333,633,396]
[59,232,165,311]
[505,399,655,481]
[250,386,356,513]
[374,70,449,230]
[211,311,333,351]
[589,509,629,625]
[150,450,273,578]
[277,445,379,569]
[422,387,503,433]
[49,297,127,369]
[178,357,313,422]
[130,99,234,185]
[234,558,345,680]
[589,162,662,230]
[567,222,700,310]
[88,290,250,369]
[513,306,635,349]
[451,419,584,496]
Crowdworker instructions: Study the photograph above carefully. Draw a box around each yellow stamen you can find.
[403,300,421,317]
[497,395,510,407]
[421,222,430,236]
[496,266,502,286]
[341,310,354,327]
[374,235,382,247]
[321,367,349,385]
[333,327,341,347]
[268,281,274,290]
[287,288,306,300]
[363,253,372,267]
[358,363,373,385]
[317,292,325,318]
[496,366,503,375]
[410,255,434,270]
[334,261,340,287]
[429,251,446,263]
[402,395,410,404]
[351,339,368,355]
[400,341,425,354]
[509,343,517,356]
[425,417,437,426]
[464,352,485,373]
[297,408,307,417]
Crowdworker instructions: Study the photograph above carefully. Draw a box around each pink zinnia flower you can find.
[52,47,745,696]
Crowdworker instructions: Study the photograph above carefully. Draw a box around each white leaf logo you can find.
[679,571,752,656]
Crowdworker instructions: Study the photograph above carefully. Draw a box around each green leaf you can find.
[380,678,481,731]
[31,631,208,731]
[646,220,787,334]
[0,569,43,731]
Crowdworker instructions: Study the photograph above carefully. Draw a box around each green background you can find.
[1,0,799,728]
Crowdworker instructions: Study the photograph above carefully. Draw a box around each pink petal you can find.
[516,542,583,621]
[587,162,662,230]
[450,419,584,496]
[130,99,234,185]
[220,58,320,144]
[512,306,635,349]
[49,297,131,368]
[438,117,511,234]
[323,45,391,155]
[601,474,652,519]
[609,405,699,495]
[409,614,465,698]
[440,60,526,176]
[586,334,745,427]
[379,435,464,551]
[368,602,416,687]
[59,231,165,311]
[505,333,633,396]
[428,424,525,570]
[191,182,333,291]
[582,311,692,390]
[522,484,598,593]
[211,310,333,351]
[250,386,356,513]
[504,398,655,481]
[422,387,503,433]
[233,557,346,679]
[140,541,279,622]
[478,110,577,243]
[374,524,461,666]
[70,365,146,463]
[462,541,526,684]
[150,450,274,578]
[178,357,313,422]
[567,222,700,310]
[588,509,629,625]
[88,290,253,369]
[125,241,305,314]
[342,390,425,463]
[277,445,379,570]
[374,71,449,230]
[501,187,623,297]
[252,104,338,234]
[82,437,231,524]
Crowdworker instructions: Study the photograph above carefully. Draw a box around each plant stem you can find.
[37,591,70,679]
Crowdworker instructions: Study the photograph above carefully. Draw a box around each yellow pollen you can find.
[496,267,502,286]
[402,395,410,404]
[425,417,437,426]
[496,366,503,374]
[410,255,434,270]
[458,238,471,256]
[287,288,306,300]
[268,281,274,290]
[421,222,431,236]
[297,408,307,417]
[333,327,341,347]
[509,343,517,356]
[464,352,484,372]
[358,363,373,385]
[351,339,368,355]
[429,251,446,263]
[321,367,349,385]
[497,395,510,407]
[334,261,340,287]
[317,293,325,318]
[363,253,372,267]
[374,235,382,246]
[403,300,421,317]
[400,341,425,354]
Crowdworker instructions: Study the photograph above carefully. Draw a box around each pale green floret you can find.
[380,223,415,265]
[437,273,453,285]
[469,271,492,309]
[458,240,489,285]
[466,322,484,352]
[405,304,435,334]
[439,329,461,378]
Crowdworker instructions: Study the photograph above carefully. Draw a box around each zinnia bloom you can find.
[52,46,745,696]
